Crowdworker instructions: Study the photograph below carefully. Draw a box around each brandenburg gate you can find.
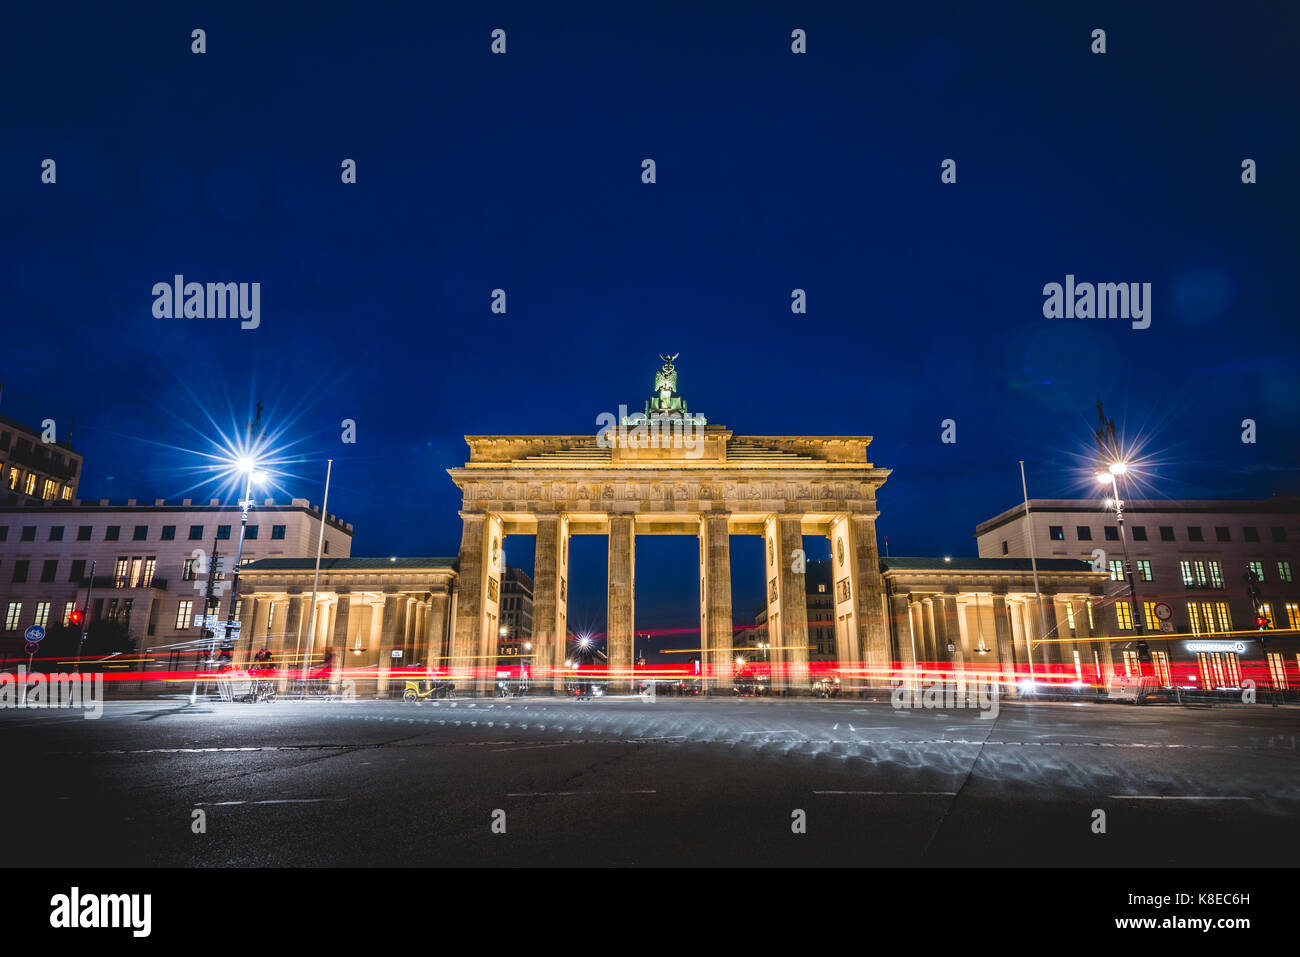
[447,356,893,692]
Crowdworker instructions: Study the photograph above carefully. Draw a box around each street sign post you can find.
[25,625,45,643]
[1153,602,1173,622]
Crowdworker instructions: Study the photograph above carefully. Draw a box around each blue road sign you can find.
[25,625,45,643]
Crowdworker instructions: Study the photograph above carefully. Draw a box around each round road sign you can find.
[24,625,45,642]
[1153,602,1173,622]
[24,641,40,655]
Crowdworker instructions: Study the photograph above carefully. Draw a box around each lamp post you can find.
[226,457,265,663]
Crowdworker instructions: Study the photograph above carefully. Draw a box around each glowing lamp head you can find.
[1108,461,1128,476]
[236,456,257,474]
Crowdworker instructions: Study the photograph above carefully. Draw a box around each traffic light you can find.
[68,608,84,626]
[1256,614,1271,630]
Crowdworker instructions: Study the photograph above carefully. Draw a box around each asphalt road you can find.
[4,694,1298,866]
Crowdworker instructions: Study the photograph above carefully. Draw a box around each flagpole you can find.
[1019,461,1043,684]
[300,459,333,688]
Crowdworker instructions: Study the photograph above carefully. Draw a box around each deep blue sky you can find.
[2,2,1297,638]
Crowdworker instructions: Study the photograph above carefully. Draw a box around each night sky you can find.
[2,2,1296,639]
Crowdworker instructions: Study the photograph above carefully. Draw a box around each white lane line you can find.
[1107,795,1254,801]
[194,798,347,806]
[814,790,958,796]
[492,743,571,753]
[740,729,802,735]
[507,790,657,797]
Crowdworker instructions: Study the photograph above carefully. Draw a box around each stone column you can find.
[701,513,735,692]
[329,594,350,692]
[991,593,1017,693]
[774,515,809,691]
[533,513,568,694]
[1039,596,1060,682]
[1085,597,1116,683]
[425,591,450,676]
[607,515,635,694]
[889,592,915,677]
[451,513,489,690]
[941,595,967,692]
[844,514,889,683]
[376,594,406,697]
[284,594,304,665]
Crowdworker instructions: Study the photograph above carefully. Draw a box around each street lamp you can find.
[225,455,264,661]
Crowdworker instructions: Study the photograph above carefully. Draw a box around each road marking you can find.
[492,743,570,753]
[814,790,958,796]
[740,729,801,735]
[1107,795,1254,801]
[508,790,657,797]
[194,798,347,806]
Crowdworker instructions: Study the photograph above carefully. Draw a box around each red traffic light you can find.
[1256,615,1271,629]
[68,609,84,625]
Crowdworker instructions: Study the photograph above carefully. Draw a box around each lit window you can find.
[1136,560,1152,581]
[1279,561,1293,583]
[1152,651,1171,687]
[1207,561,1223,589]
[1108,559,1124,582]
[5,602,23,630]
[34,601,50,627]
[1287,603,1300,629]
[6,467,19,490]
[176,600,193,630]
[1266,653,1288,690]
[62,601,75,625]
[1142,601,1160,630]
[42,478,57,499]
[114,557,129,588]
[1115,601,1133,630]
[1248,560,1265,582]
[61,485,72,500]
[23,473,37,495]
[143,558,156,588]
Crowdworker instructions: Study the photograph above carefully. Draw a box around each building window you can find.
[1215,526,1231,542]
[69,559,85,582]
[1086,601,1094,630]
[1287,603,1300,629]
[142,557,156,588]
[188,525,204,540]
[1131,526,1147,541]
[61,485,72,500]
[114,557,129,588]
[1048,526,1064,541]
[1115,601,1133,630]
[133,525,148,541]
[1248,560,1265,582]
[1065,603,1076,632]
[1279,561,1293,583]
[5,467,18,490]
[21,525,36,541]
[12,560,29,583]
[1266,653,1288,690]
[323,540,330,554]
[176,600,193,630]
[817,583,827,593]
[1104,526,1119,541]
[62,601,75,626]
[245,525,258,540]
[1181,560,1209,589]
[1206,561,1223,589]
[49,525,64,541]
[271,525,286,540]
[182,558,198,581]
[216,525,231,540]
[161,525,176,540]
[23,473,36,495]
[1143,601,1160,630]
[0,527,6,542]
[105,525,120,541]
[42,479,57,499]
[1152,651,1171,688]
[1108,559,1124,582]
[1122,649,1139,676]
[77,525,92,541]
[40,559,57,583]
[34,601,50,628]
[4,602,22,631]
[1076,526,1092,541]
[1136,560,1152,581]
[1244,526,1260,542]
[1272,527,1288,543]
[1159,526,1175,542]
[1187,526,1203,542]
